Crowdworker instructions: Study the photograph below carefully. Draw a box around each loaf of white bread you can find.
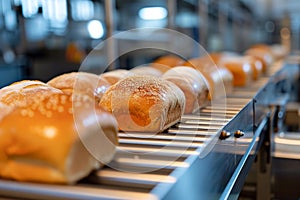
[163,66,209,114]
[99,75,185,133]
[0,80,118,184]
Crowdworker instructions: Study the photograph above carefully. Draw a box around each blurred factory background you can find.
[0,0,298,87]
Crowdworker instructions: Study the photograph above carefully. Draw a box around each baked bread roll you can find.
[0,82,118,184]
[244,44,274,73]
[99,75,185,133]
[101,69,133,85]
[47,72,111,103]
[219,56,253,87]
[242,56,263,80]
[210,51,262,81]
[163,66,209,113]
[151,55,185,73]
[130,65,163,77]
[183,56,233,99]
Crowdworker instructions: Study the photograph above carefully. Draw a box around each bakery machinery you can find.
[266,54,300,199]
[0,53,297,199]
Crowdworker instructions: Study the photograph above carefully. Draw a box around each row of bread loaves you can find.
[0,43,285,184]
[0,73,118,184]
[0,71,188,184]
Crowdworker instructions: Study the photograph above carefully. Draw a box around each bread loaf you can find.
[183,56,233,99]
[219,57,253,87]
[0,81,118,184]
[209,53,263,82]
[163,66,209,113]
[99,75,185,133]
[47,72,111,103]
[242,56,263,80]
[244,45,274,73]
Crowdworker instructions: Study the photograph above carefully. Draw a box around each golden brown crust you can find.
[183,56,233,99]
[241,56,263,80]
[100,75,185,133]
[0,81,118,184]
[219,56,253,87]
[244,46,274,73]
[211,53,263,82]
[163,66,209,113]
[47,72,111,103]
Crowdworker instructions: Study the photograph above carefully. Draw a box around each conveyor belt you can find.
[0,62,284,200]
